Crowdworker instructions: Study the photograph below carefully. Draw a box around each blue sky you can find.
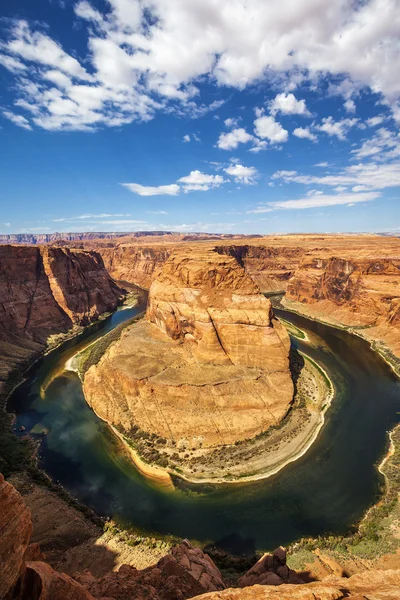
[0,0,399,235]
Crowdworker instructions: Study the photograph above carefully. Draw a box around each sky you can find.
[0,0,399,235]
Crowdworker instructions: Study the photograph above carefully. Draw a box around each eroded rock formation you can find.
[100,245,172,289]
[83,247,293,451]
[0,245,124,400]
[0,473,32,598]
[286,255,400,360]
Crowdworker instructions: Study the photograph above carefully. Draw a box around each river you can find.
[8,303,400,554]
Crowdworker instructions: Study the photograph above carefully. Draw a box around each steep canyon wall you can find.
[0,245,124,400]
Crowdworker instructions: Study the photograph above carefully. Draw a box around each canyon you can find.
[0,245,124,402]
[89,233,400,372]
[1,232,400,600]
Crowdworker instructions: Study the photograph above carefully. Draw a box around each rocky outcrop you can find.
[196,569,400,599]
[99,245,173,288]
[76,540,225,600]
[83,247,293,452]
[0,245,124,401]
[286,256,400,360]
[215,245,304,293]
[0,474,32,598]
[237,547,303,588]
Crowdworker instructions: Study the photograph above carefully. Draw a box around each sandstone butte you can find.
[2,472,400,600]
[83,246,293,450]
[0,244,124,401]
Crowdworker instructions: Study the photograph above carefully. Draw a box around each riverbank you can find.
[77,326,334,486]
[280,297,400,378]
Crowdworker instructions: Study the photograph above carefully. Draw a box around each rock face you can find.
[0,473,32,598]
[286,255,400,360]
[100,245,173,288]
[83,247,293,449]
[215,245,304,293]
[0,245,124,400]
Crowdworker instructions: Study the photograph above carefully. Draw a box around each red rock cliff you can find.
[0,245,124,400]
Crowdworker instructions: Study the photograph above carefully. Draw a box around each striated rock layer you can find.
[286,255,400,361]
[0,245,124,401]
[100,244,172,289]
[83,247,293,449]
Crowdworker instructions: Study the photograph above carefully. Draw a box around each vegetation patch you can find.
[77,311,145,376]
[288,424,400,566]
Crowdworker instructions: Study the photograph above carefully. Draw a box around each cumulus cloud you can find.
[1,0,400,130]
[183,134,191,142]
[224,117,240,128]
[178,170,225,192]
[293,127,317,141]
[217,127,253,150]
[344,99,356,114]
[316,116,358,140]
[121,183,180,196]
[269,93,310,116]
[224,164,258,184]
[254,115,288,143]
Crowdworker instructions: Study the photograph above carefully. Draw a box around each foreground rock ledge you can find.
[83,247,294,451]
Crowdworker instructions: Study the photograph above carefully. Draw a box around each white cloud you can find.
[272,161,400,191]
[315,162,328,167]
[52,213,131,222]
[316,116,358,140]
[2,110,32,130]
[249,139,268,153]
[183,134,191,143]
[224,117,240,128]
[6,20,89,79]
[254,115,288,143]
[1,0,398,131]
[344,99,356,114]
[247,191,380,212]
[178,170,225,192]
[293,127,316,141]
[121,183,180,196]
[217,127,253,150]
[225,164,258,184]
[366,115,385,127]
[351,127,400,160]
[269,93,309,116]
[0,54,27,72]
